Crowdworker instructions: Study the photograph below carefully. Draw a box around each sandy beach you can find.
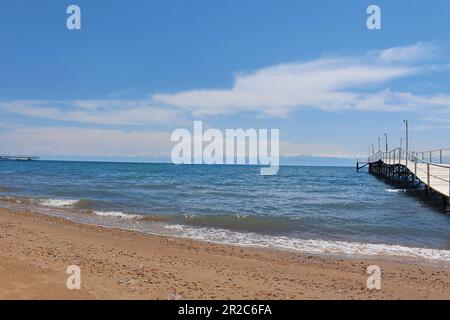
[0,207,449,300]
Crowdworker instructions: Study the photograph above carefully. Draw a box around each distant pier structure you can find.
[0,155,39,161]
[358,147,450,209]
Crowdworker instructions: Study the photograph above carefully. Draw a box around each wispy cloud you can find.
[375,42,438,63]
[0,100,182,126]
[153,42,450,116]
[1,43,449,125]
[0,43,449,159]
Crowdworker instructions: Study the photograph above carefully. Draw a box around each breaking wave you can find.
[92,210,143,219]
[385,189,407,193]
[39,199,80,208]
[163,224,450,262]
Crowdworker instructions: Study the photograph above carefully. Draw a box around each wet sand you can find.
[0,208,449,299]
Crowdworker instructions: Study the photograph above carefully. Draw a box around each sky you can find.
[0,0,450,165]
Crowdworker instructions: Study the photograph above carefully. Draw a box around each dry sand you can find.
[0,207,449,300]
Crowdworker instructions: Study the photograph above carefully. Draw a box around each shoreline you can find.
[2,196,450,265]
[0,207,449,299]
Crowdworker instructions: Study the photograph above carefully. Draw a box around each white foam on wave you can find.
[385,189,407,193]
[93,211,143,219]
[163,224,450,262]
[164,224,184,231]
[40,199,79,208]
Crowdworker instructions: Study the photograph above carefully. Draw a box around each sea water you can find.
[1,160,450,262]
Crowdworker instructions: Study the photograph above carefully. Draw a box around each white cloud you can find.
[1,43,449,159]
[152,59,416,116]
[350,89,450,112]
[153,42,450,116]
[375,42,438,63]
[0,100,182,126]
[1,43,449,124]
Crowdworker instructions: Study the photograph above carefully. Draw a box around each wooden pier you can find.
[359,148,450,208]
[0,155,39,161]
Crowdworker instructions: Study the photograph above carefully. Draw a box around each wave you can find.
[385,189,407,193]
[3,193,449,262]
[163,224,450,262]
[39,199,80,208]
[92,210,143,219]
[1,196,96,211]
[0,196,36,205]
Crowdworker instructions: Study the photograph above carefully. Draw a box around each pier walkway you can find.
[359,148,450,204]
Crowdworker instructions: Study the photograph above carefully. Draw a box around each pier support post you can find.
[442,196,449,210]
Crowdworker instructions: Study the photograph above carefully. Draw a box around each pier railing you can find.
[409,148,450,165]
[368,148,450,198]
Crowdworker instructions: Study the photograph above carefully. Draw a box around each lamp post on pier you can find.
[403,119,409,167]
[403,120,409,152]
[384,133,388,153]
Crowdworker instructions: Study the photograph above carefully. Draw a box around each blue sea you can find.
[1,160,450,262]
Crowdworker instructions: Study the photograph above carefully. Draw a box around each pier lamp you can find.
[403,120,409,152]
[403,119,409,165]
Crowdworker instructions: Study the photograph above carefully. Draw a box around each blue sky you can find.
[0,0,450,164]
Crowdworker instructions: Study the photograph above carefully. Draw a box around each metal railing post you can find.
[406,149,408,169]
[427,163,430,187]
[440,149,443,164]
